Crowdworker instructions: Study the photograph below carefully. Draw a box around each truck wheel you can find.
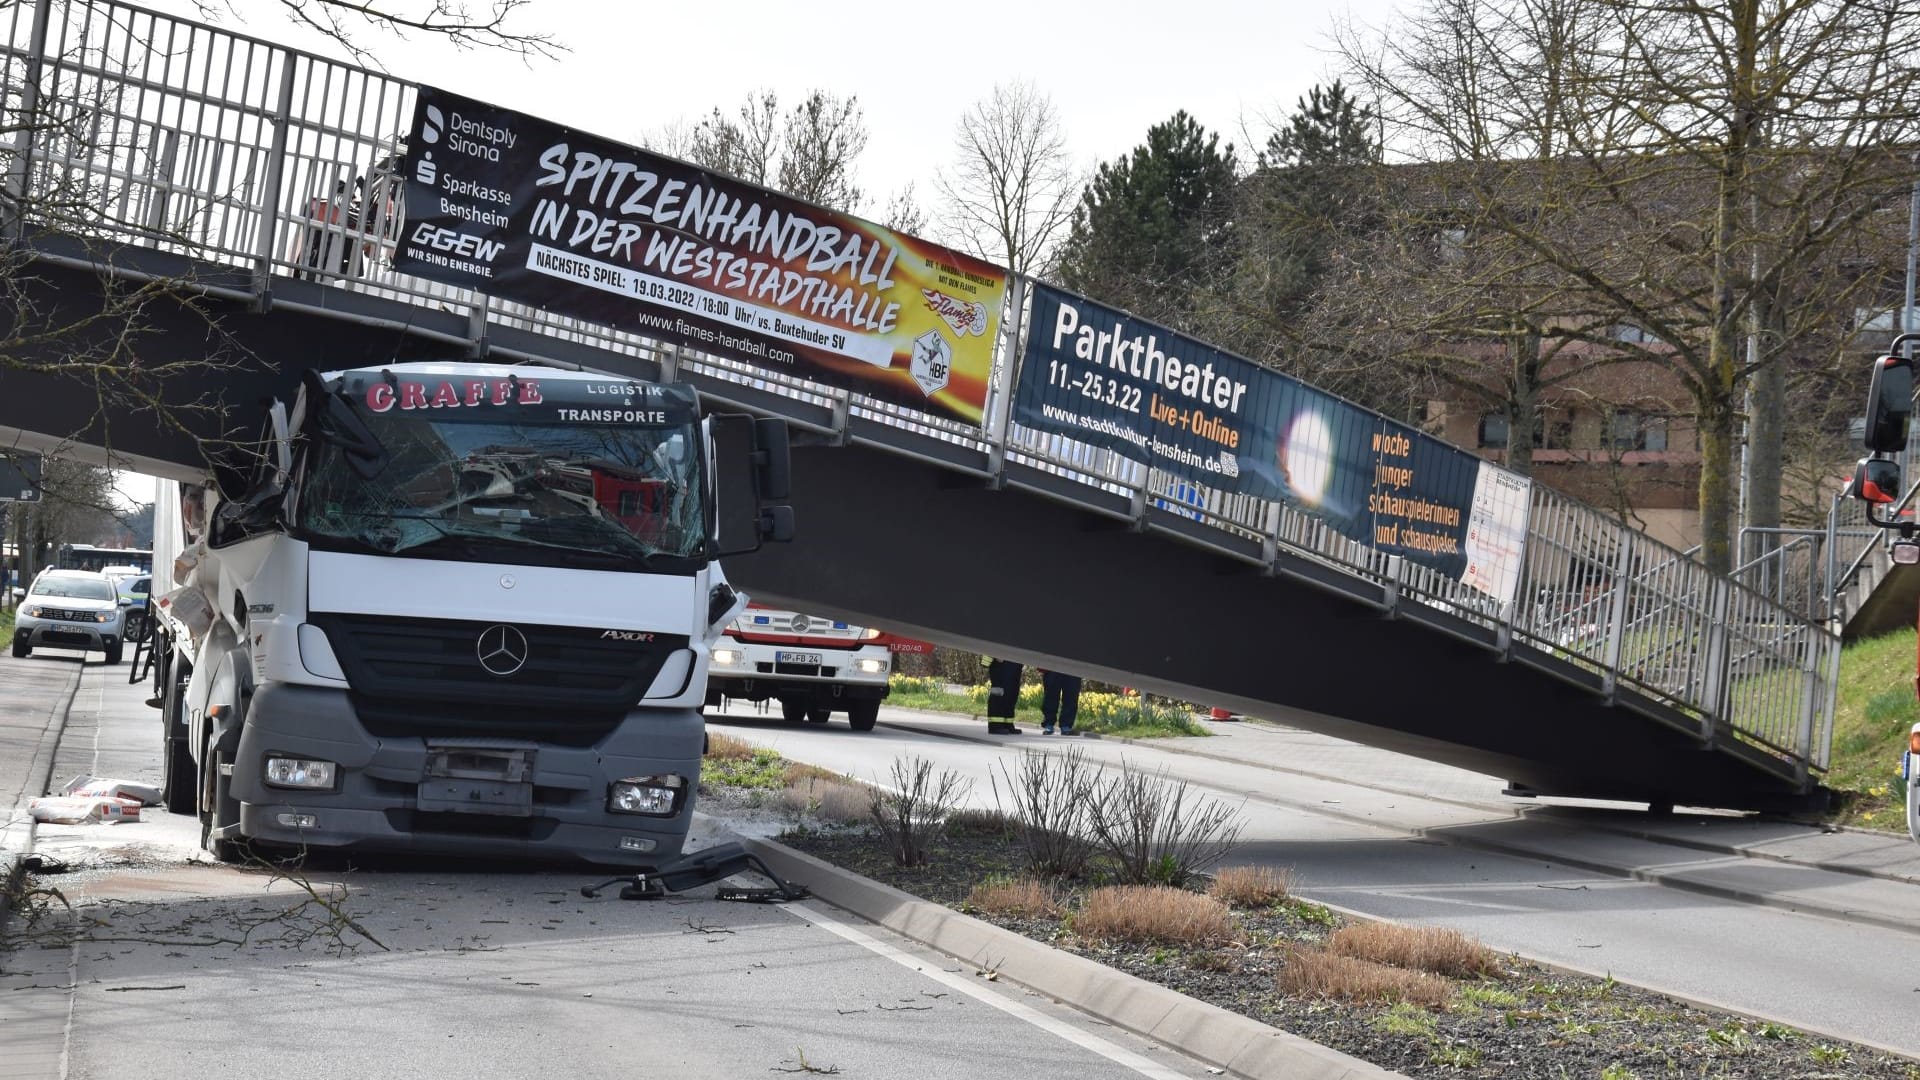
[10,637,27,658]
[199,741,244,864]
[847,701,880,732]
[780,699,807,724]
[163,734,196,815]
[805,707,831,724]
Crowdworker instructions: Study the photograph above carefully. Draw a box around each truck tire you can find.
[780,699,807,724]
[159,652,195,813]
[162,732,196,816]
[805,707,831,724]
[199,738,244,864]
[11,637,28,658]
[847,700,879,732]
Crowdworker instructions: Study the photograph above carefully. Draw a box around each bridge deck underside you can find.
[1,243,1810,811]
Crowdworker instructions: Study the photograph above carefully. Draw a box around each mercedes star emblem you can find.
[789,614,812,633]
[477,624,529,676]
[499,574,516,590]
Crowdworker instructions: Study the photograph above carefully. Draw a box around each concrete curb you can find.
[0,659,84,928]
[740,834,1405,1080]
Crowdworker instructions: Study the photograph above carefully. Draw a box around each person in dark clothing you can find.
[985,657,1024,734]
[1041,669,1083,735]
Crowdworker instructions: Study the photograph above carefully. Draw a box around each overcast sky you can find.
[111,0,1403,505]
[183,0,1404,220]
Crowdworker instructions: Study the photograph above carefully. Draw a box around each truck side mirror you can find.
[710,414,796,556]
[1851,457,1901,504]
[1865,354,1913,453]
[754,417,791,501]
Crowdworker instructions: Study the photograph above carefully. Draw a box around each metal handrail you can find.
[0,0,1839,781]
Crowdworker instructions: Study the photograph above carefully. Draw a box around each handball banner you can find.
[1012,283,1532,603]
[395,86,1008,424]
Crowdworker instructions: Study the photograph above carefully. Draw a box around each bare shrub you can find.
[992,747,1098,879]
[1328,923,1498,979]
[966,876,1060,919]
[1208,864,1292,908]
[1279,946,1454,1008]
[1085,759,1245,886]
[1073,885,1238,946]
[705,732,756,761]
[867,756,971,866]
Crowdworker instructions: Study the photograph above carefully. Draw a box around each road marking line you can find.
[792,899,1194,1080]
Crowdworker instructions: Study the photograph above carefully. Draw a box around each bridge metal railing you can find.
[0,0,1838,784]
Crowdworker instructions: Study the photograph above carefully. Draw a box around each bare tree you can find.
[935,82,1080,279]
[676,90,868,214]
[1335,0,1920,571]
[880,182,927,236]
[195,0,562,65]
[685,90,781,188]
[778,91,867,212]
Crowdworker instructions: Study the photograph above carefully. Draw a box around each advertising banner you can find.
[1012,283,1532,602]
[394,86,1007,424]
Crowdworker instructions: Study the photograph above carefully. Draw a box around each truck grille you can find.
[353,698,624,746]
[309,612,686,712]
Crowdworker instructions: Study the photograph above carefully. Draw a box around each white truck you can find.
[705,605,898,731]
[144,360,790,866]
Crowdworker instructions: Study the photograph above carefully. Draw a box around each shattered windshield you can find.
[294,375,706,572]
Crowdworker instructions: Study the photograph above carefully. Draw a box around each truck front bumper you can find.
[232,682,700,868]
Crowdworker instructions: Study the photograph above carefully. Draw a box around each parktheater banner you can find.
[394,86,1007,424]
[1011,283,1532,604]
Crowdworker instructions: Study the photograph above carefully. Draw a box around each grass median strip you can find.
[701,737,1920,1080]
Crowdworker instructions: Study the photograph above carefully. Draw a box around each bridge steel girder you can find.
[732,442,1809,812]
[0,240,1813,811]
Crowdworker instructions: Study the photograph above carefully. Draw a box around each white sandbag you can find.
[62,775,163,806]
[27,796,141,824]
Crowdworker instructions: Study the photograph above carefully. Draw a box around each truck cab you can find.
[705,605,899,730]
[147,360,790,867]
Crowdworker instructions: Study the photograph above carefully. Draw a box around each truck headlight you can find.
[853,657,888,674]
[264,756,338,790]
[711,647,744,667]
[609,774,685,816]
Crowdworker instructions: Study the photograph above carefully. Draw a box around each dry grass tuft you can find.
[783,762,842,786]
[966,877,1061,919]
[1208,864,1292,907]
[813,781,871,824]
[1074,885,1238,946]
[705,732,756,761]
[780,778,871,824]
[947,806,1015,837]
[1327,922,1498,979]
[1279,946,1454,1008]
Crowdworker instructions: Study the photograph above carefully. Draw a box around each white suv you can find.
[12,569,130,663]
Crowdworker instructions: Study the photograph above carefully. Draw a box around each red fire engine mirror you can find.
[1852,457,1901,504]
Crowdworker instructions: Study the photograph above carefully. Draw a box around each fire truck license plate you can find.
[777,651,823,666]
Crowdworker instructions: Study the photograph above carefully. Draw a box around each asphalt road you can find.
[708,702,1920,1059]
[1,660,1223,1080]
